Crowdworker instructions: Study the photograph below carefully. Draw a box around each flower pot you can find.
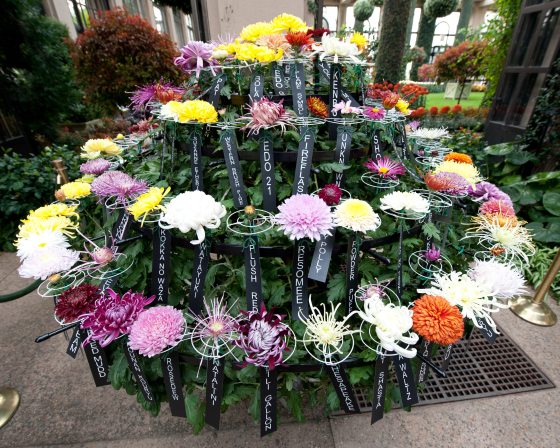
[444,82,472,100]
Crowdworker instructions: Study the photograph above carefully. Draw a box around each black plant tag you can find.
[259,134,277,212]
[440,344,454,372]
[83,333,110,387]
[124,344,155,403]
[260,367,277,436]
[220,130,248,208]
[292,239,309,320]
[66,327,82,359]
[112,209,132,242]
[189,237,211,315]
[151,227,171,305]
[244,235,263,312]
[293,127,315,195]
[392,355,419,407]
[371,355,389,424]
[416,339,434,385]
[326,364,360,414]
[397,224,404,299]
[477,319,498,343]
[188,131,204,191]
[161,352,186,418]
[271,63,289,96]
[317,60,360,106]
[328,63,342,138]
[207,73,226,107]
[334,126,353,187]
[308,232,335,284]
[99,274,118,295]
[345,234,361,314]
[371,128,385,159]
[290,62,308,117]
[205,357,225,429]
[249,70,265,104]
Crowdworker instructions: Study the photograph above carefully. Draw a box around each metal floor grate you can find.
[354,326,555,410]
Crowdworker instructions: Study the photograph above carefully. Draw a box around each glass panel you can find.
[489,73,519,123]
[511,73,548,127]
[184,14,195,41]
[67,0,89,33]
[173,8,185,47]
[323,6,338,31]
[530,7,560,66]
[123,0,145,17]
[153,5,168,34]
[509,74,537,125]
[510,12,540,66]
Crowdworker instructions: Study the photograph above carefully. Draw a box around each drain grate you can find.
[353,326,554,410]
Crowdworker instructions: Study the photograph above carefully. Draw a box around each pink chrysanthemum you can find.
[128,306,185,357]
[174,41,218,77]
[364,157,406,179]
[91,171,148,203]
[423,244,441,262]
[425,171,470,195]
[318,183,342,206]
[479,199,516,217]
[234,303,289,370]
[275,194,334,241]
[242,98,295,135]
[362,106,386,120]
[468,181,513,204]
[81,289,155,347]
[80,159,111,176]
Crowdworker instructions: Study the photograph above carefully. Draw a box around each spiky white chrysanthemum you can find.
[468,259,527,300]
[408,127,449,140]
[310,35,360,63]
[18,246,80,280]
[379,191,430,217]
[16,230,70,261]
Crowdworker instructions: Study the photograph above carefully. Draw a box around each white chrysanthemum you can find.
[468,259,527,300]
[357,298,418,358]
[311,35,360,63]
[418,271,509,331]
[408,127,449,140]
[379,191,430,216]
[159,191,226,244]
[159,101,182,121]
[16,230,70,261]
[333,199,381,233]
[18,246,79,280]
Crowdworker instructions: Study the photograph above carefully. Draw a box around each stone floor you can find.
[1,251,559,448]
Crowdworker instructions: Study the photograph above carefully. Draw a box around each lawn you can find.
[424,91,484,109]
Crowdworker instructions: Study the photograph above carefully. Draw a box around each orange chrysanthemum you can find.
[412,294,464,345]
[285,31,313,49]
[307,96,328,118]
[444,152,473,164]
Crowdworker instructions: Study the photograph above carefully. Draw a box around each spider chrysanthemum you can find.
[364,157,405,179]
[242,98,295,135]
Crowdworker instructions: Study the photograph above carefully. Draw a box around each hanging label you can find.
[151,227,171,304]
[290,62,308,117]
[189,237,211,315]
[189,131,203,191]
[440,344,454,372]
[326,364,360,414]
[293,127,315,195]
[66,327,82,359]
[244,235,263,312]
[292,239,309,320]
[112,209,131,242]
[260,367,277,436]
[371,128,385,160]
[477,319,498,344]
[371,355,388,424]
[416,339,434,385]
[345,234,361,314]
[400,122,409,156]
[220,130,248,209]
[308,232,335,283]
[392,355,419,407]
[271,63,289,96]
[124,344,155,403]
[259,135,277,212]
[328,63,342,138]
[317,60,360,106]
[205,357,225,429]
[99,274,118,295]
[249,71,265,104]
[84,333,110,387]
[161,352,186,418]
[207,73,226,107]
[334,127,353,187]
[397,225,404,299]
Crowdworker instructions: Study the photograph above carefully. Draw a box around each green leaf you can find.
[184,392,205,434]
[327,272,346,302]
[516,186,543,205]
[349,366,371,384]
[507,149,537,165]
[326,387,340,411]
[286,390,304,422]
[543,192,560,216]
[484,142,515,156]
[318,162,351,174]
[421,222,441,242]
[248,391,260,421]
[526,222,560,243]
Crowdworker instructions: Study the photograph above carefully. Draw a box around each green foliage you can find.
[521,243,560,302]
[424,0,459,19]
[354,0,375,22]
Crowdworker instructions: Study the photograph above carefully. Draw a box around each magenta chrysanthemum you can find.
[80,159,111,176]
[423,244,441,262]
[130,81,185,111]
[362,106,386,120]
[275,194,334,241]
[242,98,295,135]
[91,171,148,203]
[81,288,155,347]
[174,41,218,77]
[479,199,516,217]
[364,157,406,179]
[425,171,470,195]
[128,306,185,357]
[234,303,289,370]
[468,181,512,204]
[318,183,342,206]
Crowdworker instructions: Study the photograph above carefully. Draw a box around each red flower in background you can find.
[452,104,463,114]
[307,28,330,37]
[410,107,427,118]
[429,106,439,116]
[440,106,451,114]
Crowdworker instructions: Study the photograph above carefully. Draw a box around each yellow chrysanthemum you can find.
[234,43,283,63]
[127,186,170,224]
[176,100,218,124]
[240,21,276,42]
[395,98,410,115]
[434,160,482,185]
[350,32,367,52]
[59,181,91,199]
[81,138,122,159]
[18,216,77,239]
[271,14,308,33]
[27,203,79,221]
[115,133,125,140]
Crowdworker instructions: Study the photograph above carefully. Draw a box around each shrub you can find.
[424,0,459,19]
[418,63,436,81]
[72,9,181,114]
[429,106,439,116]
[434,40,487,83]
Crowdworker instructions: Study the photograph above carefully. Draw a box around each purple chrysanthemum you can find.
[409,120,421,131]
[174,41,218,77]
[91,171,148,203]
[423,244,441,262]
[128,306,185,357]
[130,81,185,111]
[364,156,406,179]
[81,288,155,347]
[425,171,470,195]
[234,303,289,370]
[80,159,111,176]
[467,181,513,204]
[275,194,334,241]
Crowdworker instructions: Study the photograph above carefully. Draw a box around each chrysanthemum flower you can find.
[256,34,292,56]
[412,295,464,345]
[275,194,334,241]
[364,157,405,179]
[174,41,218,77]
[434,160,482,185]
[242,98,295,135]
[80,159,111,176]
[307,97,329,118]
[408,127,449,140]
[270,13,308,33]
[285,31,313,51]
[424,172,470,195]
[311,35,360,63]
[318,184,342,206]
[379,191,430,216]
[190,297,238,341]
[468,259,526,300]
[350,32,367,51]
[26,203,78,221]
[81,138,122,160]
[55,283,100,323]
[234,42,284,63]
[161,100,218,124]
[81,288,155,347]
[423,244,441,262]
[234,303,290,370]
[17,215,78,240]
[444,152,473,164]
[128,306,185,357]
[333,198,381,233]
[362,106,385,120]
[58,181,91,200]
[91,171,148,203]
[479,199,516,217]
[127,187,171,224]
[468,181,512,204]
[240,21,276,42]
[159,190,227,244]
[332,100,361,115]
[395,98,410,115]
[130,81,185,110]
[382,93,400,110]
[16,229,70,261]
[18,246,79,280]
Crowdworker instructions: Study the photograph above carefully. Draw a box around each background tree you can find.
[353,0,375,32]
[455,0,474,43]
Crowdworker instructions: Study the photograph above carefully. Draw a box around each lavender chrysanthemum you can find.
[81,288,155,347]
[130,81,185,111]
[80,158,111,176]
[128,306,185,357]
[174,41,218,77]
[468,181,512,204]
[91,171,148,203]
[275,194,334,241]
